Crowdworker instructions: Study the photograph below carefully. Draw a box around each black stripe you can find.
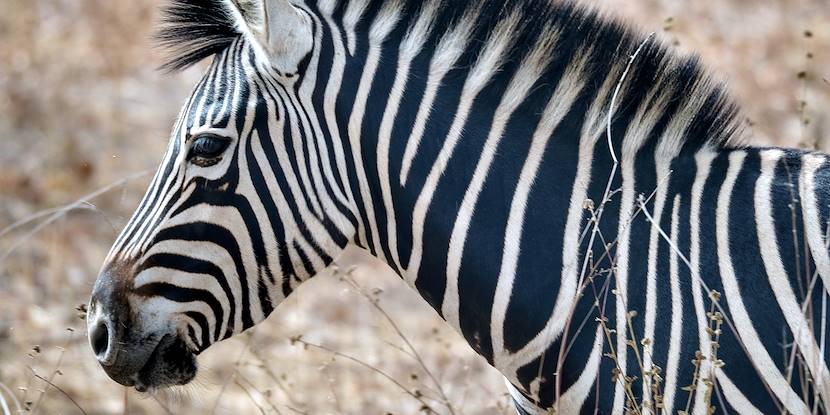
[135,282,224,342]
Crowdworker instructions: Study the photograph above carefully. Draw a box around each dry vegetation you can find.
[0,0,828,413]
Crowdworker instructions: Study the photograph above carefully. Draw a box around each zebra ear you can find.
[228,0,312,74]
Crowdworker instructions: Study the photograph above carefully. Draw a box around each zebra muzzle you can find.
[88,268,197,390]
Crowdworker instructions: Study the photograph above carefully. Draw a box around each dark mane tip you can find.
[155,0,239,72]
[569,3,749,150]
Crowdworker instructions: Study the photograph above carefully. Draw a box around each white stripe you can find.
[716,371,764,415]
[236,129,292,287]
[444,26,559,331]
[611,159,635,415]
[689,149,760,415]
[717,150,809,414]
[800,154,830,410]
[505,379,546,415]
[319,10,359,231]
[215,43,238,124]
[181,314,204,349]
[296,10,353,214]
[405,10,520,285]
[756,149,830,406]
[662,194,684,414]
[397,5,480,186]
[556,326,605,412]
[489,57,587,377]
[641,159,671,413]
[346,4,402,257]
[279,81,325,218]
[610,80,672,415]
[685,149,761,415]
[800,154,830,297]
[502,50,623,378]
[375,0,441,271]
[641,77,710,412]
[689,148,716,415]
[342,0,370,55]
[140,296,218,343]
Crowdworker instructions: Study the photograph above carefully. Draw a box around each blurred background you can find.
[0,0,827,413]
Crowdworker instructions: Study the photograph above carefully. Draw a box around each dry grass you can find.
[0,0,828,413]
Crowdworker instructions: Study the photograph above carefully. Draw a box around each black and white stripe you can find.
[98,0,830,412]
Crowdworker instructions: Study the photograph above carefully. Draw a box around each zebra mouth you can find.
[133,334,197,392]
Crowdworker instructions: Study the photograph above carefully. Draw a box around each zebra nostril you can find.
[91,320,110,360]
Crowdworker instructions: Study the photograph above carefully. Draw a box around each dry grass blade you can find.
[0,388,10,415]
[605,32,656,165]
[0,382,21,415]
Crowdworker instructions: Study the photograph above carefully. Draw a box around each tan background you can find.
[0,0,828,413]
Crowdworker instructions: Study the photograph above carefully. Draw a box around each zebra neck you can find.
[300,1,830,411]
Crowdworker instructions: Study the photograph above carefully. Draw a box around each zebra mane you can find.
[153,0,748,149]
[574,11,749,152]
[499,0,748,151]
[156,0,240,72]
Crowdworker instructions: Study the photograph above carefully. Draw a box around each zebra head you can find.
[86,0,346,391]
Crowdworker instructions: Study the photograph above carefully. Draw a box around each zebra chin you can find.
[132,334,198,392]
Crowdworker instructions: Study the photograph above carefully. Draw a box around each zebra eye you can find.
[188,134,231,167]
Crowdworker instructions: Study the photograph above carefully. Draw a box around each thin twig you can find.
[0,170,151,265]
[291,336,439,413]
[605,32,656,165]
[28,370,88,415]
[151,395,175,415]
[31,329,73,414]
[233,378,268,415]
[339,271,457,415]
[555,32,656,410]
[637,195,783,411]
[237,371,309,415]
[246,349,305,410]
[210,330,257,415]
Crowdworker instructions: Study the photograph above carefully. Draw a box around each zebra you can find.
[84,0,830,413]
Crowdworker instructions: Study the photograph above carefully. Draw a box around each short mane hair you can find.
[155,0,748,149]
[156,0,239,72]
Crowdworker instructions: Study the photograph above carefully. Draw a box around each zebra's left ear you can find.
[228,0,312,74]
